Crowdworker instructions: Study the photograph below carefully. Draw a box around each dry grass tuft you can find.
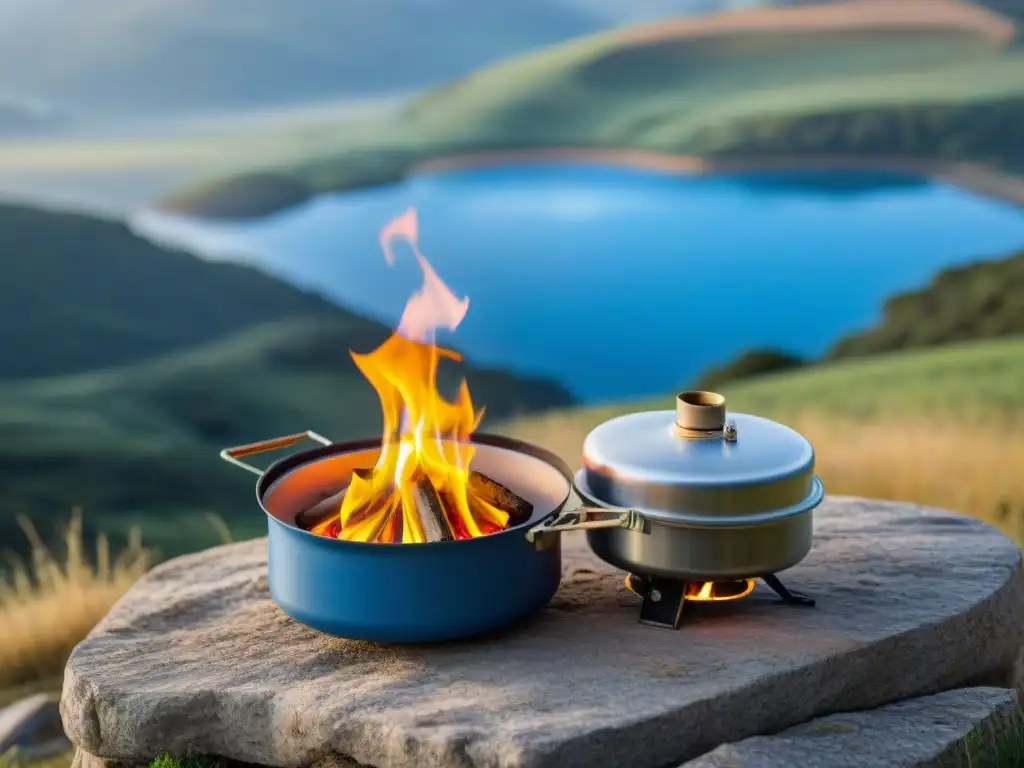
[790,415,1024,536]
[0,509,151,689]
[505,412,1024,540]
[0,750,75,768]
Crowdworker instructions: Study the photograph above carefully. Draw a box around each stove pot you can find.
[525,391,824,581]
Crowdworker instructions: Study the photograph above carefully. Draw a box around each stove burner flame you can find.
[625,574,757,603]
[685,579,757,602]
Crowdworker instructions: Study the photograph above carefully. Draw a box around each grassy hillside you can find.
[0,315,574,560]
[691,247,1024,390]
[0,204,574,559]
[0,204,351,378]
[157,0,1024,219]
[828,249,1024,359]
[502,337,1024,538]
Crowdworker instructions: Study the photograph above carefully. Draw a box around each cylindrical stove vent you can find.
[673,390,729,439]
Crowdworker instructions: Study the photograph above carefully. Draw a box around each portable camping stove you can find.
[625,573,816,630]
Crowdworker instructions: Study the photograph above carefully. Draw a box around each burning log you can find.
[468,470,533,528]
[295,489,344,538]
[295,489,347,535]
[409,473,456,543]
[297,468,393,541]
[296,467,533,544]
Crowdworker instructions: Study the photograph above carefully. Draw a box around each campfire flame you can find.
[685,579,757,602]
[313,208,511,543]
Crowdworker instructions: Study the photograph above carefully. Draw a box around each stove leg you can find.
[638,576,688,629]
[761,574,815,607]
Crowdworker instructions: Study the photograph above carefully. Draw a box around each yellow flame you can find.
[334,208,508,542]
[685,579,757,602]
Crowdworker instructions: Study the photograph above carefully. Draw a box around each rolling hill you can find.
[686,246,1024,389]
[158,0,1024,220]
[0,205,574,558]
[506,336,1024,442]
[0,315,574,559]
[0,203,353,378]
[827,248,1024,358]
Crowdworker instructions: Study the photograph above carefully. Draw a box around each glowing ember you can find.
[305,207,531,543]
[685,579,757,602]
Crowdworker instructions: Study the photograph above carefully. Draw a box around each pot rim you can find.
[256,432,574,549]
[575,472,824,528]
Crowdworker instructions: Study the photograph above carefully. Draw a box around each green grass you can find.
[699,336,1024,422]
[512,336,1024,427]
[965,707,1024,767]
[148,755,225,768]
[155,0,1024,219]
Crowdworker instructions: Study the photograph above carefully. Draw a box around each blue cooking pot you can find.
[220,431,588,643]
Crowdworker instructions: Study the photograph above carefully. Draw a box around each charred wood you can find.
[469,470,533,527]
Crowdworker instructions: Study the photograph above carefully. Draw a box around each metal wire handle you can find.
[219,430,332,476]
[526,506,650,545]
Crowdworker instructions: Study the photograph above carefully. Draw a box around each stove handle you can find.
[219,430,333,476]
[525,506,650,549]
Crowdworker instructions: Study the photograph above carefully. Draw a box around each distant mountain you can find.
[0,0,594,117]
[1,0,1019,123]
[0,0,809,120]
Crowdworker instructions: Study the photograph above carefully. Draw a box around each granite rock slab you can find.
[681,686,1021,768]
[61,497,1024,768]
[70,687,1023,768]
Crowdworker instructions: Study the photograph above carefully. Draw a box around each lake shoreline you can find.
[151,150,1024,224]
[411,149,1024,209]
[130,160,1024,402]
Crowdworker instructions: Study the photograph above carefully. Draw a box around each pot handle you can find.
[220,430,332,476]
[526,506,650,548]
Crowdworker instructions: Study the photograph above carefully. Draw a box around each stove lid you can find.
[577,391,822,526]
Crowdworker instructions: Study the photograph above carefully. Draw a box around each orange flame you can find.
[316,208,509,543]
[624,575,757,604]
[685,579,757,602]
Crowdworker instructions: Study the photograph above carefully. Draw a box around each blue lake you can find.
[135,164,1024,402]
